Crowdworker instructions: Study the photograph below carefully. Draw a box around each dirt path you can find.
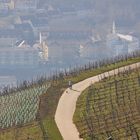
[55,62,140,140]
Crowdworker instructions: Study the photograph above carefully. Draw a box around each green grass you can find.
[0,121,44,140]
[1,56,140,140]
[39,56,140,140]
[42,117,63,140]
[74,67,140,139]
[64,57,140,83]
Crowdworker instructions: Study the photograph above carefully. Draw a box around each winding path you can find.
[55,62,140,140]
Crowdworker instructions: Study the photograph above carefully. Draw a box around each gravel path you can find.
[55,62,140,140]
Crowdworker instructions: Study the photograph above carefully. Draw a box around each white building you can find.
[14,0,38,11]
[0,37,17,48]
[0,46,40,67]
[79,41,107,62]
[0,0,15,10]
[106,22,140,56]
[33,33,49,62]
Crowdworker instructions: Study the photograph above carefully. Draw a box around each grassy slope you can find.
[0,121,43,140]
[73,65,140,139]
[39,57,140,140]
[0,57,140,140]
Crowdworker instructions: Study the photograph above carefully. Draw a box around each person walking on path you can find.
[55,62,140,140]
[68,80,72,89]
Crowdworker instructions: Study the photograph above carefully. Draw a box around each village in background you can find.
[0,0,140,88]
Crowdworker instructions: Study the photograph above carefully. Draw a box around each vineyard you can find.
[74,67,140,140]
[0,83,50,129]
[0,52,140,139]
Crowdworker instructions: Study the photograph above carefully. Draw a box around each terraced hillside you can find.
[0,83,50,140]
[74,67,140,139]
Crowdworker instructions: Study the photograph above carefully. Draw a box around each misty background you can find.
[0,0,140,88]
